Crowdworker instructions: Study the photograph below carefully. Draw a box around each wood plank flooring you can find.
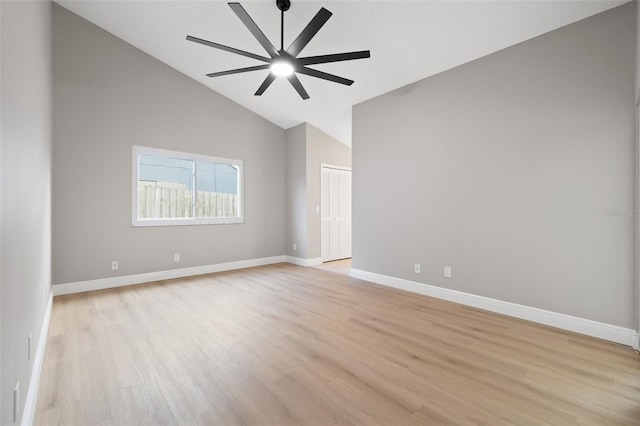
[35,263,640,425]
[312,259,352,276]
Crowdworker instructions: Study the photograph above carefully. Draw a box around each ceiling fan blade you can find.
[186,35,270,63]
[287,7,332,57]
[255,73,277,96]
[287,74,310,100]
[296,67,353,86]
[297,50,370,66]
[206,64,271,78]
[228,2,279,58]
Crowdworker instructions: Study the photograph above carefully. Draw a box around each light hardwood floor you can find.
[312,259,352,276]
[35,263,640,425]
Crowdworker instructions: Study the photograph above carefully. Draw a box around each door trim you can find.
[635,101,639,350]
[320,164,352,263]
[320,163,352,172]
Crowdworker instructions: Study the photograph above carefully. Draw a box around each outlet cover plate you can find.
[444,266,452,278]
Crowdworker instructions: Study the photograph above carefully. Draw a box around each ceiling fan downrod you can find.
[277,0,290,50]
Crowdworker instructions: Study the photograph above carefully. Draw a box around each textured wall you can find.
[306,124,352,259]
[285,123,351,260]
[285,124,308,258]
[53,5,286,285]
[353,3,636,327]
[1,1,52,423]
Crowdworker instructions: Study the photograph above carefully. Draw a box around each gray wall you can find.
[306,124,352,259]
[636,1,640,334]
[1,1,52,424]
[637,1,640,105]
[285,124,307,258]
[53,5,286,285]
[353,3,636,328]
[285,123,352,260]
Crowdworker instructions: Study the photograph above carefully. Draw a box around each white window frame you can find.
[132,145,244,226]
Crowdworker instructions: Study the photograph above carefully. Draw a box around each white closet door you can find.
[321,166,352,262]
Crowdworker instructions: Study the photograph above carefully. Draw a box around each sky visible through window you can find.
[139,154,238,194]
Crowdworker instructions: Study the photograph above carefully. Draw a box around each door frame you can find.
[320,163,352,263]
[635,101,640,350]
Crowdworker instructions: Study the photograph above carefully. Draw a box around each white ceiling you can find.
[55,0,626,146]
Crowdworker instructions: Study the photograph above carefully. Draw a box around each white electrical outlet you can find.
[28,333,32,361]
[444,266,452,278]
[414,263,421,273]
[111,261,119,271]
[14,382,20,423]
[174,253,180,262]
[293,243,297,251]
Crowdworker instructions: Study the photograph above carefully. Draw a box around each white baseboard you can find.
[53,256,287,296]
[21,293,52,426]
[350,269,638,348]
[285,256,323,267]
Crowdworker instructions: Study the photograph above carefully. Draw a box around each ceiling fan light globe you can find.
[271,61,294,77]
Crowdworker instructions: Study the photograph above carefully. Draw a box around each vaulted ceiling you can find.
[56,1,626,145]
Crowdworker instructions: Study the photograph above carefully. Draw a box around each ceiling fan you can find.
[186,0,370,100]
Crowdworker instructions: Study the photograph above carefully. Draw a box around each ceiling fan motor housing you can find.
[276,0,291,12]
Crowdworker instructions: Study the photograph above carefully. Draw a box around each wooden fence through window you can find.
[138,182,237,218]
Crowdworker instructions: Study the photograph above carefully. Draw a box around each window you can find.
[132,146,243,226]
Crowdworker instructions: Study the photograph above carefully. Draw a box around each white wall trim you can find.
[53,256,286,296]
[351,268,637,348]
[21,293,53,426]
[285,256,323,267]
